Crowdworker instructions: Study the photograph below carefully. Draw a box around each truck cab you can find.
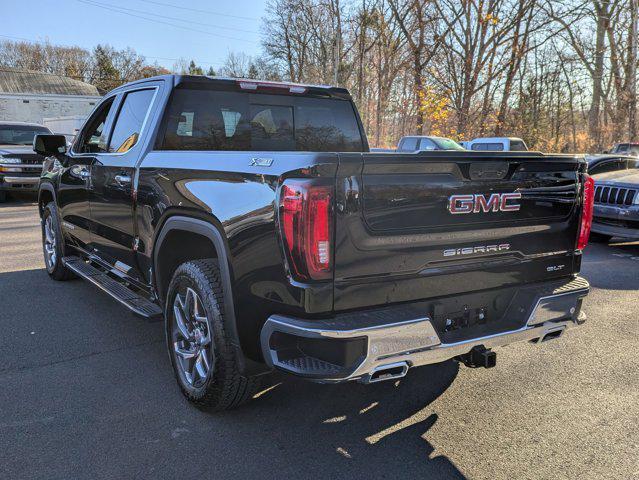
[608,143,639,157]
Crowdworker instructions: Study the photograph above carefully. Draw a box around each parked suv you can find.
[0,122,52,202]
[590,168,639,242]
[35,75,592,411]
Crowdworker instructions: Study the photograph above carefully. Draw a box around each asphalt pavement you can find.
[0,197,637,480]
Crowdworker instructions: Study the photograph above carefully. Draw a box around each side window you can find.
[418,139,437,150]
[76,97,115,153]
[400,137,419,151]
[589,160,612,175]
[108,89,155,153]
[472,143,504,151]
[510,140,527,151]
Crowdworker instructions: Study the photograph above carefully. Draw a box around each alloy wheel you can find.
[172,287,213,388]
[44,215,57,268]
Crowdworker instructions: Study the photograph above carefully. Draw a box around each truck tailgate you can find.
[333,151,585,311]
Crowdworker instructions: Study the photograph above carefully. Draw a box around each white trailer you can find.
[42,115,88,141]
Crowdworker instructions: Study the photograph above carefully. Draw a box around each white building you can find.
[0,68,101,129]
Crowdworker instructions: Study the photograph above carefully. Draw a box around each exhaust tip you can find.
[540,328,565,343]
[364,362,409,384]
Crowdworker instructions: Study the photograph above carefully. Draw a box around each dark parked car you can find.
[586,154,639,176]
[590,168,639,242]
[34,75,592,411]
[0,121,52,202]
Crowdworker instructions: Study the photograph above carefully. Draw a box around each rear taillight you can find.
[577,174,595,250]
[279,180,333,281]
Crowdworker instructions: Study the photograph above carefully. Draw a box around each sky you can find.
[1,0,267,70]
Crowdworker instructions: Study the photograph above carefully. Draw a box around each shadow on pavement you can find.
[581,241,639,290]
[207,360,465,478]
[0,266,466,479]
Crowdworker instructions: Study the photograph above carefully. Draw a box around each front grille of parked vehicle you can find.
[8,154,43,173]
[594,185,637,205]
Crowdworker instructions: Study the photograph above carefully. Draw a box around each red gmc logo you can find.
[448,192,522,214]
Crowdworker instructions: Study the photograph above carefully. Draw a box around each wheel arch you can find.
[153,215,248,372]
[38,182,56,217]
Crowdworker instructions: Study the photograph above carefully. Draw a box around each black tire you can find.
[0,191,7,203]
[589,232,612,243]
[41,202,75,281]
[165,259,261,411]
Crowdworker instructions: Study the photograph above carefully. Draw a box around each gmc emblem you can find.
[448,192,521,214]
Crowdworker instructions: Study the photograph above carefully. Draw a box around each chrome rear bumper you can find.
[260,277,589,383]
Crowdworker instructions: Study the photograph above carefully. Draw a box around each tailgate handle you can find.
[469,162,509,180]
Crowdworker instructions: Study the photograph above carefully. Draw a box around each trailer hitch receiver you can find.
[456,345,497,369]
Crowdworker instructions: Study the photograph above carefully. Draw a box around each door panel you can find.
[57,163,93,248]
[59,96,117,249]
[88,87,158,279]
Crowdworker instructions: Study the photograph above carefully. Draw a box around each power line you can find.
[80,0,260,35]
[76,0,259,44]
[0,34,228,67]
[133,0,259,21]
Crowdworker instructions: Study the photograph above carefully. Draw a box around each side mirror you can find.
[33,134,67,156]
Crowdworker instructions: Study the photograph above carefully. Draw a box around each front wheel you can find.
[166,259,261,411]
[41,202,75,280]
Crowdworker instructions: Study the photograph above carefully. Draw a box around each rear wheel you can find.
[0,191,7,203]
[166,259,261,411]
[41,202,75,280]
[589,232,612,243]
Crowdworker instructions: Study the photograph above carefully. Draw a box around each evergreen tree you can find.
[188,60,204,75]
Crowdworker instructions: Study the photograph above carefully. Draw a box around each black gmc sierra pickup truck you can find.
[34,75,593,411]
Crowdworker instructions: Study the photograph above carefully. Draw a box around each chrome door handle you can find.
[114,174,131,186]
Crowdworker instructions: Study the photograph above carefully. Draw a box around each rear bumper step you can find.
[63,256,163,319]
[260,276,589,383]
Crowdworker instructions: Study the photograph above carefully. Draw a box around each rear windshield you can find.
[433,138,465,150]
[471,142,504,151]
[0,124,51,145]
[399,137,419,151]
[159,89,363,152]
